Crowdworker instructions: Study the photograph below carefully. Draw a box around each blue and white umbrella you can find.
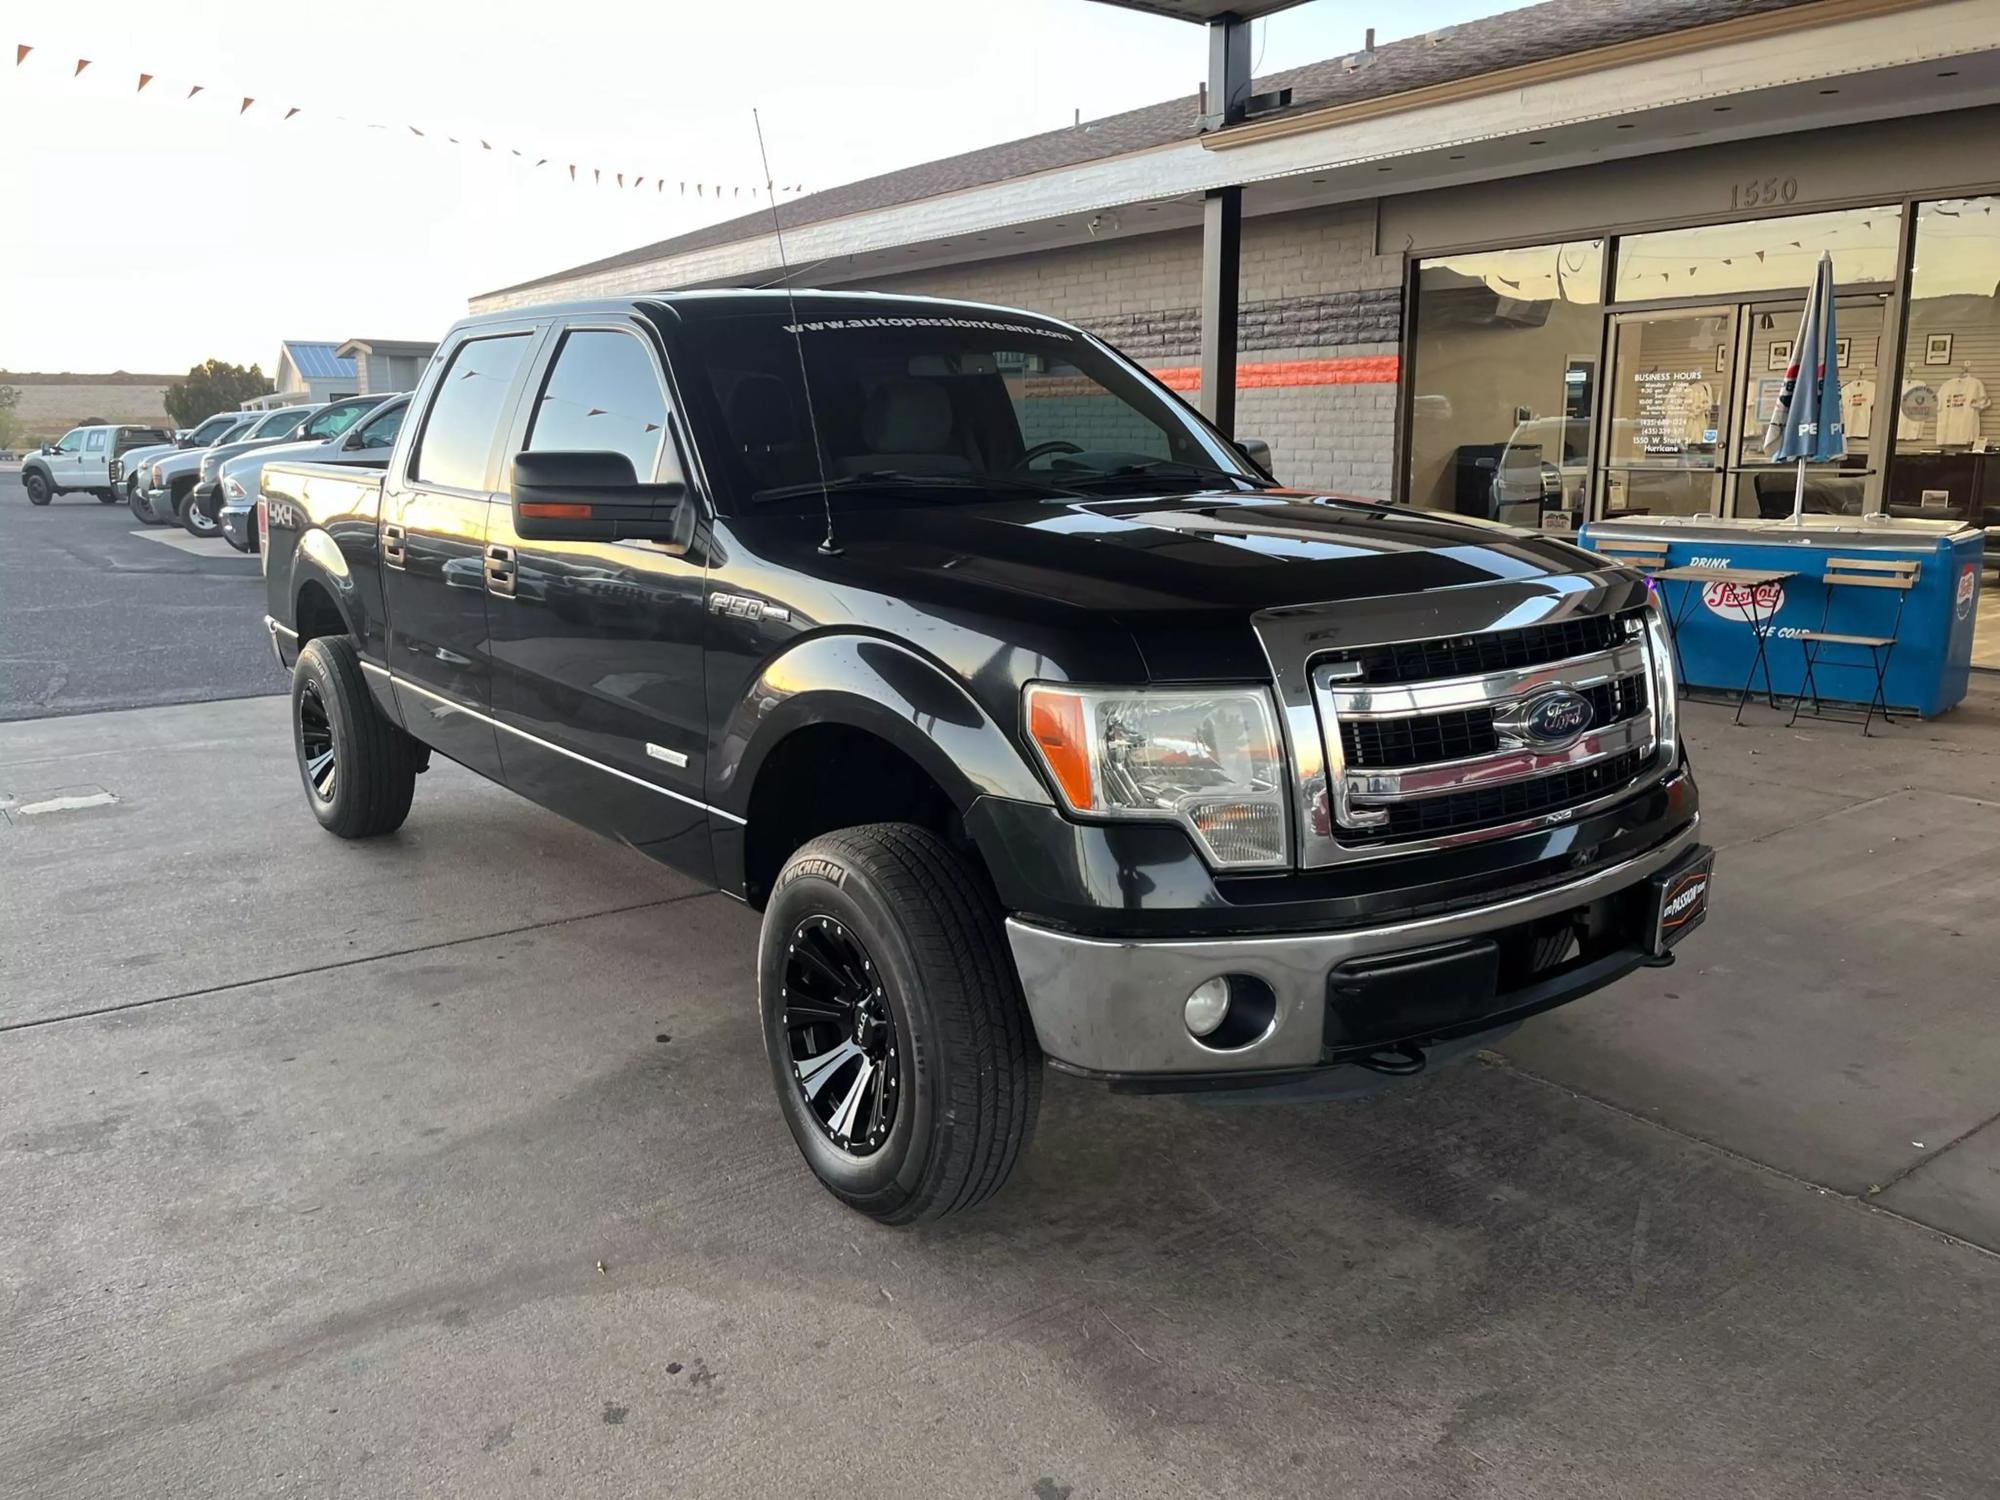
[1761,251,1845,521]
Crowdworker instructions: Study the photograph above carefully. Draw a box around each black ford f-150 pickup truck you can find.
[260,290,1711,1224]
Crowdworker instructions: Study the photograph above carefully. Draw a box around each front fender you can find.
[712,632,1052,819]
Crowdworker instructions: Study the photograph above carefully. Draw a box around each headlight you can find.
[150,463,164,485]
[1642,591,1679,759]
[222,474,247,499]
[1025,684,1289,869]
[199,455,217,481]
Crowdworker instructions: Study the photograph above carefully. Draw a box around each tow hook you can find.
[1351,1041,1428,1076]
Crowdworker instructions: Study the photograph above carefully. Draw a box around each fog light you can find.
[1184,977,1232,1038]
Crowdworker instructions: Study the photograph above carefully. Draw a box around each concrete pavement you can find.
[4,689,1999,1497]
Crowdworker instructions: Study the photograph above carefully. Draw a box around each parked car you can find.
[133,414,261,524]
[218,394,410,551]
[186,395,392,538]
[260,291,1710,1225]
[118,411,253,506]
[143,407,319,530]
[21,424,175,506]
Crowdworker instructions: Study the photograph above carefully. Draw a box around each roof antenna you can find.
[753,107,839,557]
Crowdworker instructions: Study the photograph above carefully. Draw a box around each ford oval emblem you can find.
[1523,688,1594,747]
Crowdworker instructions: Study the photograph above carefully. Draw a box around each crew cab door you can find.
[484,318,716,878]
[379,327,540,782]
[46,429,86,487]
[78,428,111,491]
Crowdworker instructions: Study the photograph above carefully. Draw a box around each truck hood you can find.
[739,489,1607,681]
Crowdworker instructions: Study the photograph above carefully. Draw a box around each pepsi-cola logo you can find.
[1958,565,1977,622]
[1702,579,1784,624]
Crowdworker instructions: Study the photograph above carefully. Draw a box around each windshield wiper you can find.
[1054,457,1268,491]
[750,469,1089,504]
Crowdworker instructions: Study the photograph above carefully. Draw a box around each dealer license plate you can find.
[1648,846,1714,955]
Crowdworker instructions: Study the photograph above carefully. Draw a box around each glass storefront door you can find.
[1598,296,1889,520]
[1727,295,1885,518]
[1599,308,1736,519]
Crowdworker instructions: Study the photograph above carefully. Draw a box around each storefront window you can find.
[1406,240,1603,530]
[1613,206,1900,301]
[1890,197,1999,666]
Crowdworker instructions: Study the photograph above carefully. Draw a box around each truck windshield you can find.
[676,310,1263,511]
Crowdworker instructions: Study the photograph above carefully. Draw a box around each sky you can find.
[2,0,1508,376]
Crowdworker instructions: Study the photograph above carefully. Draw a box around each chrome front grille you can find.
[1316,615,1660,849]
[1254,573,1671,868]
[1318,610,1629,686]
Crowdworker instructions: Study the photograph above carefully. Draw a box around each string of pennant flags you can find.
[12,41,804,201]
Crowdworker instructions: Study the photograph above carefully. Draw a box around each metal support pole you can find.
[1200,16,1251,132]
[1200,185,1243,436]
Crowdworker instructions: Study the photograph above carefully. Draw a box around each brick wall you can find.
[834,202,1404,497]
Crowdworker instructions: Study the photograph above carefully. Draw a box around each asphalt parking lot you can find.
[4,465,2000,1496]
[0,464,278,721]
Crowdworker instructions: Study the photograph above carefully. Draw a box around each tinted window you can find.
[116,429,171,454]
[84,429,108,452]
[253,409,311,438]
[525,329,668,480]
[678,312,1251,510]
[352,401,408,451]
[190,416,239,444]
[300,399,376,442]
[412,334,533,490]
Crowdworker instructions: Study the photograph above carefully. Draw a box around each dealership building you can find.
[476,0,2000,553]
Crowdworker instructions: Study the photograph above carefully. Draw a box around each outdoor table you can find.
[1578,515,1985,718]
[1649,564,1796,723]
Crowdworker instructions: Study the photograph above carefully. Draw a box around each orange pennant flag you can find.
[409,125,424,137]
[593,168,600,185]
[74,58,91,76]
[480,140,491,150]
[568,164,576,180]
[187,84,204,99]
[634,176,645,189]
[284,107,299,120]
[14,44,30,66]
[616,172,624,188]
[137,72,153,91]
[240,97,253,114]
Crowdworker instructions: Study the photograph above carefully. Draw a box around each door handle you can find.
[484,543,517,598]
[382,522,407,569]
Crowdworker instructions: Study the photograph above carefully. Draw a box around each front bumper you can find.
[143,486,174,520]
[1006,815,1704,1081]
[220,500,257,552]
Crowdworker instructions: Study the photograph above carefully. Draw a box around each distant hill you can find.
[0,371,178,440]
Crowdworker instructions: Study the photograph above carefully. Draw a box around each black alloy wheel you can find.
[759,824,1042,1224]
[297,679,337,802]
[783,915,900,1154]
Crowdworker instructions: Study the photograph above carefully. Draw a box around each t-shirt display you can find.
[1841,376,1877,441]
[1934,373,1991,446]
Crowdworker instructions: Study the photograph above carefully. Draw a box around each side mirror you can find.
[1235,436,1274,477]
[510,449,690,547]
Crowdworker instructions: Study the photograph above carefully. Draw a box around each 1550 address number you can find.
[1730,176,1800,211]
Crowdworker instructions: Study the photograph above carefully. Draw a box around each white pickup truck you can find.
[21,424,175,506]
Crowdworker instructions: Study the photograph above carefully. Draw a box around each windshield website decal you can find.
[780,315,1073,340]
